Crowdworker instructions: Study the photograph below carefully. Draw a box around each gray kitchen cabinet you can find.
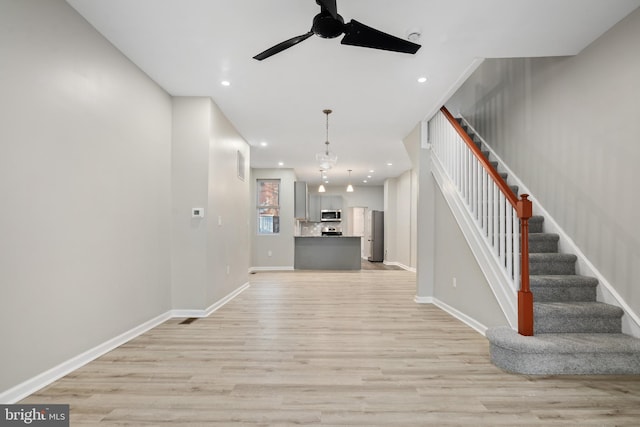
[294,236,361,270]
[308,194,321,222]
[294,181,308,219]
[321,195,343,211]
[306,194,344,222]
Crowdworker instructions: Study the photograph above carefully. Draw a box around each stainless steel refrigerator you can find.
[368,210,384,262]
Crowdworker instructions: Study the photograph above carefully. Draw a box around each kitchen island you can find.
[294,236,361,270]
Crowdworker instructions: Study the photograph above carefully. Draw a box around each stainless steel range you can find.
[321,225,342,236]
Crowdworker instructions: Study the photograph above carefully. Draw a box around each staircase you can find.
[457,119,640,375]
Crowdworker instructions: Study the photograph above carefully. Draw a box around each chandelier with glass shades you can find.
[315,109,337,171]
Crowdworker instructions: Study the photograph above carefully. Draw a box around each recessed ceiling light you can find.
[417,76,427,83]
[278,162,284,166]
[363,180,368,183]
[221,80,231,87]
[367,175,372,179]
[369,170,375,173]
[387,162,393,166]
[260,141,268,147]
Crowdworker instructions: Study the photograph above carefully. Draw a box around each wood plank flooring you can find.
[21,270,640,425]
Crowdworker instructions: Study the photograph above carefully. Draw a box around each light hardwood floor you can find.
[22,270,640,425]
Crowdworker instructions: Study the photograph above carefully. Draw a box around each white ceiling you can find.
[66,0,640,187]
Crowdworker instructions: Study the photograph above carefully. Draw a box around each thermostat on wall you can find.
[192,208,205,218]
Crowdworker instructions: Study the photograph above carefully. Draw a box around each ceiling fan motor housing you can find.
[253,0,420,60]
[312,12,345,39]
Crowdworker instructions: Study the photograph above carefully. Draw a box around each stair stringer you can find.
[430,151,517,330]
[458,115,640,338]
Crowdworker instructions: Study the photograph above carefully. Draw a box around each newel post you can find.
[517,194,534,336]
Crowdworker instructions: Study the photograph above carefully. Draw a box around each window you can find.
[257,179,280,234]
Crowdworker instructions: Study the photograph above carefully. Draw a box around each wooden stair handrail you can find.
[440,106,534,336]
[440,107,517,206]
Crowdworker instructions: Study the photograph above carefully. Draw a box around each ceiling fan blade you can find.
[316,0,338,20]
[253,31,314,61]
[341,20,421,54]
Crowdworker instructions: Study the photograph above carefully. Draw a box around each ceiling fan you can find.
[253,0,421,61]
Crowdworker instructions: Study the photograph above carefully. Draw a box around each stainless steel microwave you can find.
[320,209,341,222]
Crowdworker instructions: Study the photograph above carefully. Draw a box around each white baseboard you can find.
[204,283,249,316]
[434,298,488,336]
[249,266,294,272]
[0,282,250,404]
[415,296,488,336]
[384,261,417,273]
[171,282,250,318]
[0,311,171,404]
[169,309,208,318]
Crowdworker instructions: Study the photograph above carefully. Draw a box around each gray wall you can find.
[206,101,251,302]
[416,127,436,299]
[250,168,297,269]
[383,181,397,263]
[384,125,420,269]
[412,116,507,326]
[171,98,210,308]
[385,171,416,268]
[172,97,250,308]
[320,185,384,212]
[0,0,172,392]
[407,135,419,269]
[0,0,251,395]
[433,190,508,327]
[446,7,640,320]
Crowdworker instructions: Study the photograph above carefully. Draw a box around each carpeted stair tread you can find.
[534,302,622,333]
[529,232,559,240]
[535,301,623,318]
[530,275,598,288]
[528,215,544,233]
[529,253,577,275]
[530,252,577,262]
[528,233,559,253]
[486,326,640,374]
[530,275,598,302]
[487,326,640,354]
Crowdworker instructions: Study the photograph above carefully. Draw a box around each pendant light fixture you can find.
[318,170,326,193]
[315,109,338,170]
[346,169,354,192]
